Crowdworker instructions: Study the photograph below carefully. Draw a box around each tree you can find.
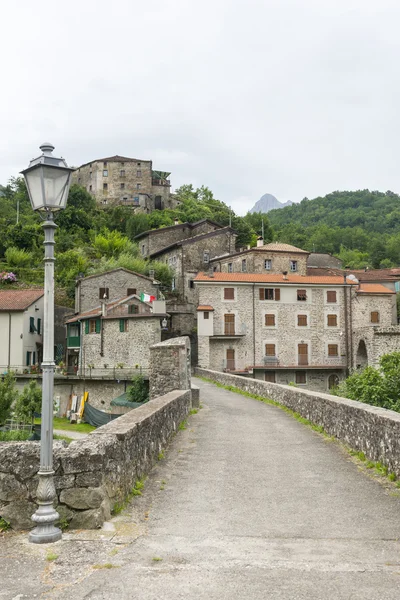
[127,375,149,403]
[14,380,42,425]
[0,372,18,425]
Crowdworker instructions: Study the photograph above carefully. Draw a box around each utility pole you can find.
[261,218,264,241]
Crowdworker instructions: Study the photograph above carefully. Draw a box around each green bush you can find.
[13,380,42,425]
[5,246,33,268]
[127,375,149,403]
[0,372,18,425]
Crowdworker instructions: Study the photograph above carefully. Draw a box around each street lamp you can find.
[21,143,74,544]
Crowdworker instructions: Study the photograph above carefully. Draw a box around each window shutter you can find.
[85,320,89,334]
[371,311,379,323]
[259,288,265,300]
[274,288,280,301]
[327,291,336,303]
[224,288,234,300]
[37,318,41,334]
[327,314,337,326]
[32,352,36,365]
[95,318,101,334]
[26,351,30,366]
[29,316,35,333]
[119,319,125,332]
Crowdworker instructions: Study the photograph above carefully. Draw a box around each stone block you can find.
[59,487,106,510]
[0,500,37,530]
[68,499,111,530]
[191,384,200,408]
[0,473,27,502]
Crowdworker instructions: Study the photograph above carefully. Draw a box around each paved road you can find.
[2,378,400,599]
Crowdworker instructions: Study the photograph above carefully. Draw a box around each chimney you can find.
[208,267,214,278]
[257,236,264,247]
[101,298,107,317]
[282,271,288,281]
[174,218,179,226]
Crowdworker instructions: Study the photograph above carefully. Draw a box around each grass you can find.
[0,430,31,442]
[152,557,163,562]
[178,420,187,431]
[93,563,119,569]
[198,375,400,489]
[54,434,73,444]
[0,517,10,532]
[112,477,146,515]
[189,408,198,415]
[46,552,58,562]
[34,417,95,433]
[158,451,164,460]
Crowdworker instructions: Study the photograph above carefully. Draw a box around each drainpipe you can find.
[7,312,11,370]
[253,284,256,368]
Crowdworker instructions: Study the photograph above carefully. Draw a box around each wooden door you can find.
[226,349,235,371]
[224,314,235,335]
[298,343,308,365]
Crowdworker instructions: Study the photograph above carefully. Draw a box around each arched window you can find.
[328,374,339,390]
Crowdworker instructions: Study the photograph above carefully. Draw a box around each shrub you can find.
[127,375,149,403]
[13,380,42,425]
[0,372,18,425]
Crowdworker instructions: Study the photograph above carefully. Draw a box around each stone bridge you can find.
[1,349,400,598]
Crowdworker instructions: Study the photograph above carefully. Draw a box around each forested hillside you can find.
[0,179,273,305]
[266,190,400,268]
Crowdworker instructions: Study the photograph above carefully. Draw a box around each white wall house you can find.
[0,289,44,372]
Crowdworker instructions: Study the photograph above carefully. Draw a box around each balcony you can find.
[67,336,81,348]
[152,178,171,187]
[210,322,247,340]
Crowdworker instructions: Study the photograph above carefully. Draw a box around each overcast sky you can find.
[1,0,400,215]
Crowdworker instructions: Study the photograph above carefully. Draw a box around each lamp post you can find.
[21,143,74,544]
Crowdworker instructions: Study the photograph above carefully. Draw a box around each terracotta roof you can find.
[197,305,214,311]
[66,294,165,323]
[134,219,224,241]
[78,155,150,169]
[0,289,44,311]
[149,227,234,258]
[76,268,154,284]
[257,242,309,254]
[350,268,400,281]
[194,272,356,285]
[356,284,395,295]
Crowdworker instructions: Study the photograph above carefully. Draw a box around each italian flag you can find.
[140,292,156,302]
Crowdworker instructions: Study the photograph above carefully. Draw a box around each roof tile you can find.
[194,272,355,285]
[0,289,44,311]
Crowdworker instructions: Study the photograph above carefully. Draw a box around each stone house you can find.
[72,154,174,210]
[66,294,167,375]
[75,268,159,314]
[307,253,342,269]
[195,271,398,392]
[210,242,309,276]
[0,289,44,371]
[135,219,226,258]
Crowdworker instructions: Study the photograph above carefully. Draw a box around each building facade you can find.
[210,242,309,276]
[195,272,397,392]
[0,289,44,371]
[75,268,159,314]
[72,154,173,210]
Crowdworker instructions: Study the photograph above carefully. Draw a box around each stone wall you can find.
[212,250,308,276]
[0,390,191,530]
[195,368,400,479]
[149,337,191,399]
[353,325,400,368]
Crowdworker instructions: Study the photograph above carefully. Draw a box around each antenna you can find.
[261,218,264,240]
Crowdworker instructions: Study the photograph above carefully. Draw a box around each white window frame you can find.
[264,259,272,271]
[290,260,298,272]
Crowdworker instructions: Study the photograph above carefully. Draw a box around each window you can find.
[29,316,36,333]
[103,170,108,177]
[137,170,141,177]
[297,289,307,301]
[327,291,337,303]
[119,319,128,332]
[259,288,280,301]
[290,260,298,272]
[103,183,108,190]
[89,185,92,192]
[103,161,107,167]
[297,314,307,327]
[328,374,339,389]
[172,278,176,291]
[120,162,124,167]
[89,171,92,179]
[87,319,100,334]
[99,288,109,299]
[264,259,272,270]
[127,288,137,296]
[328,344,338,356]
[298,343,308,365]
[32,351,36,365]
[128,304,138,314]
[224,314,235,335]
[295,372,307,384]
[203,251,210,263]
[37,318,41,335]
[327,314,337,327]
[241,259,247,272]
[228,263,233,273]
[141,244,145,255]
[189,280,194,289]
[371,311,380,323]
[265,371,276,383]
[265,344,276,357]
[120,183,125,190]
[26,351,32,366]
[137,162,141,167]
[134,196,140,203]
[136,183,141,190]
[204,312,209,319]
[265,314,275,326]
[120,170,125,177]
[78,177,81,184]
[224,288,235,300]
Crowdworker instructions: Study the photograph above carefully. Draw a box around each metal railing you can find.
[0,365,149,380]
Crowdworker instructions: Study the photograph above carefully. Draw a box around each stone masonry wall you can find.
[0,390,191,530]
[149,337,191,399]
[214,250,308,276]
[195,368,400,479]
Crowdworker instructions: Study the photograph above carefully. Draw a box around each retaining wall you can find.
[0,389,191,530]
[196,368,400,479]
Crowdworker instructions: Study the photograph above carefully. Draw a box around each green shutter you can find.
[95,318,101,334]
[85,320,89,334]
[119,319,125,332]
[37,318,41,334]
[29,316,35,333]
[32,352,36,365]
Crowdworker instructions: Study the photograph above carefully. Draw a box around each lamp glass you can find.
[25,165,71,211]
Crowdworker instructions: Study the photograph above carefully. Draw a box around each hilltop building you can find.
[72,154,176,210]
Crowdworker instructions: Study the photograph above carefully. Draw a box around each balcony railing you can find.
[67,336,80,348]
[211,323,247,338]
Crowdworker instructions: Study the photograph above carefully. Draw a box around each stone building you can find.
[75,268,159,314]
[72,154,174,210]
[210,242,309,276]
[66,294,167,375]
[195,271,398,392]
[135,219,226,258]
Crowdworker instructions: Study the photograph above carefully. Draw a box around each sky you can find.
[1,0,400,215]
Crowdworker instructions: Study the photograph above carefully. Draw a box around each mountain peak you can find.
[249,193,293,213]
